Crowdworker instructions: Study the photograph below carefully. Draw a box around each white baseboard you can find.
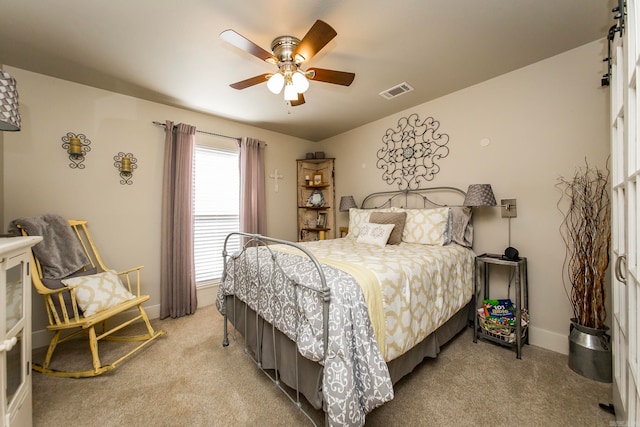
[32,285,218,350]
[528,325,569,355]
[196,283,218,308]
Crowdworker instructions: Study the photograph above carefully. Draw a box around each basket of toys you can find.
[477,299,529,344]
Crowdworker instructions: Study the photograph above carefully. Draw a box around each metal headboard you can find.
[360,187,467,209]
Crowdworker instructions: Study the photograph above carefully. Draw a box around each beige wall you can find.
[4,38,609,355]
[322,39,610,354]
[2,66,314,346]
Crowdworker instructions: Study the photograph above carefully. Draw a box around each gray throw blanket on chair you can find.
[9,214,90,279]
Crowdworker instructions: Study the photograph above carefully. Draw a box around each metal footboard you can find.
[220,232,330,426]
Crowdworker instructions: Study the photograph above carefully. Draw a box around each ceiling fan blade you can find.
[220,29,276,63]
[293,20,337,63]
[290,93,305,107]
[307,68,355,86]
[229,73,271,90]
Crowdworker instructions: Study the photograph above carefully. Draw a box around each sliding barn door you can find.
[611,1,640,423]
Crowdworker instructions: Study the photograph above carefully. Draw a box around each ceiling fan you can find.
[220,20,355,106]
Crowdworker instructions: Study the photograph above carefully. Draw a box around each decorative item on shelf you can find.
[307,188,325,207]
[0,70,21,131]
[339,195,357,211]
[305,175,311,185]
[317,212,327,228]
[377,113,450,190]
[305,153,315,159]
[313,173,323,185]
[557,160,611,383]
[113,152,137,185]
[314,151,325,159]
[61,132,91,169]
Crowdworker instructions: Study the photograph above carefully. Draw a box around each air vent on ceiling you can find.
[379,82,414,100]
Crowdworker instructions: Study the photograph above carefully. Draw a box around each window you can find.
[193,143,240,285]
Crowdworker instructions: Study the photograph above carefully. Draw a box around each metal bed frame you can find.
[360,186,466,209]
[221,233,330,425]
[219,187,470,426]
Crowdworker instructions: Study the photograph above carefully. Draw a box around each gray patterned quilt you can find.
[216,245,394,427]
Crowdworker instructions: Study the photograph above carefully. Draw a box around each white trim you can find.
[528,325,568,355]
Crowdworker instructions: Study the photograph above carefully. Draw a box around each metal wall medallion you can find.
[376,113,450,190]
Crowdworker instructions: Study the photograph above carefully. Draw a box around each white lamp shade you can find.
[292,71,309,93]
[267,73,285,94]
[284,83,298,101]
[0,70,21,131]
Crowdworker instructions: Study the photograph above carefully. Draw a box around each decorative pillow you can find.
[396,207,451,245]
[356,223,396,248]
[369,211,407,245]
[42,267,98,314]
[346,208,395,239]
[61,270,135,317]
[449,207,473,247]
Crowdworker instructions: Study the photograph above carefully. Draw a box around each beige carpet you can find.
[32,305,615,426]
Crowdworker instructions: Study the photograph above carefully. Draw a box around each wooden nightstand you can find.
[339,227,349,238]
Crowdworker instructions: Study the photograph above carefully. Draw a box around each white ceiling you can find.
[0,0,616,141]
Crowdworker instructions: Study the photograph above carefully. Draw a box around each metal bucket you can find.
[568,318,612,383]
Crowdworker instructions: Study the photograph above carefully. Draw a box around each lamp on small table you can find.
[464,184,518,259]
[339,196,357,237]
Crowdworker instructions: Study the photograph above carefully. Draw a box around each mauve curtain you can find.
[160,121,197,319]
[239,137,266,235]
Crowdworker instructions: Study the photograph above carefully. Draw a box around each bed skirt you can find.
[224,295,472,411]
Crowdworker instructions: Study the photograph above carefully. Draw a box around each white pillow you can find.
[356,222,396,248]
[62,270,136,316]
[394,207,451,245]
[347,208,395,239]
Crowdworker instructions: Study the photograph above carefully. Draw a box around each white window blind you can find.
[193,144,240,284]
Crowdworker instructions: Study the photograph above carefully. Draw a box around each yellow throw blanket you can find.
[314,256,386,355]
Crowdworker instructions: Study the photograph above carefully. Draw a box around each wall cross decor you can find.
[269,168,283,192]
[376,113,450,190]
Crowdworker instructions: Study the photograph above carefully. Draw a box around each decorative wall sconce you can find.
[464,183,518,250]
[114,152,137,185]
[61,132,91,169]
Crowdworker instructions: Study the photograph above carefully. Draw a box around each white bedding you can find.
[296,238,475,361]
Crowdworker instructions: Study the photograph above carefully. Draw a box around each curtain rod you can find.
[152,121,241,142]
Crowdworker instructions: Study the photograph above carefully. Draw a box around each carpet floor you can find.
[32,305,615,426]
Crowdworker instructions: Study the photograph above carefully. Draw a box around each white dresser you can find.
[0,236,41,427]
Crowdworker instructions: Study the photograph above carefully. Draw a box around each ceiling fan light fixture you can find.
[221,20,354,108]
[291,71,309,93]
[267,72,285,94]
[284,83,298,101]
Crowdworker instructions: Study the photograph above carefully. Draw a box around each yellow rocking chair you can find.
[17,218,165,378]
